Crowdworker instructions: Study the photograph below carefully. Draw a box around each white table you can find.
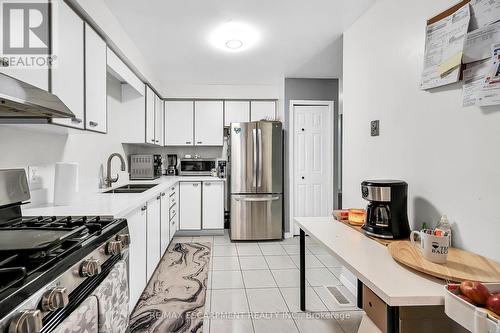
[294,217,446,333]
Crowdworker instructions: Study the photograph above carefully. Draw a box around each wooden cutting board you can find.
[388,241,500,282]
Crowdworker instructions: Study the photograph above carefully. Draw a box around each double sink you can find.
[104,183,158,194]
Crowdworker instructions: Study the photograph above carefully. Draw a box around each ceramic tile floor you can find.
[172,230,364,333]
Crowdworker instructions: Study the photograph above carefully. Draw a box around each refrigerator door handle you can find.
[234,196,280,202]
[257,128,263,188]
[252,128,257,188]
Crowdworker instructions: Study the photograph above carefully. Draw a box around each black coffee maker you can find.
[361,180,410,239]
[166,154,178,175]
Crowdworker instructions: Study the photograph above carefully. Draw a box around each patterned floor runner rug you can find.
[129,242,211,333]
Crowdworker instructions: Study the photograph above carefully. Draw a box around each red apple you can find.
[486,293,500,316]
[457,294,475,305]
[459,281,491,305]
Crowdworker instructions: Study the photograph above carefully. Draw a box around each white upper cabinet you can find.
[51,1,84,129]
[154,95,164,146]
[194,100,223,146]
[84,23,107,133]
[165,101,194,146]
[145,86,155,144]
[251,101,276,121]
[224,101,250,126]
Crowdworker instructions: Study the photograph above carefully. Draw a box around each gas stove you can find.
[0,170,130,333]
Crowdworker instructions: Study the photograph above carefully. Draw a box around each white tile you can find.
[239,256,268,270]
[246,288,288,313]
[327,267,343,279]
[237,244,262,256]
[210,289,249,313]
[172,236,192,243]
[206,269,212,289]
[282,237,299,244]
[306,268,340,287]
[203,317,210,333]
[192,236,214,244]
[213,245,238,257]
[259,244,287,256]
[306,245,330,255]
[313,286,357,312]
[211,270,244,289]
[305,236,317,245]
[212,256,240,271]
[271,269,308,288]
[282,245,309,255]
[293,313,345,333]
[265,256,296,269]
[280,287,327,313]
[290,255,325,268]
[315,254,342,268]
[210,314,254,333]
[336,311,364,333]
[204,289,212,313]
[242,270,276,288]
[253,314,299,333]
[213,235,231,245]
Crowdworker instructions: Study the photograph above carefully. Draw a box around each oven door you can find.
[50,296,98,333]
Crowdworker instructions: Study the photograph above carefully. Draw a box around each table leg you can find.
[387,305,399,333]
[357,279,363,309]
[300,229,306,311]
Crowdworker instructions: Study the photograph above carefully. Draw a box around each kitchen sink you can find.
[104,183,158,194]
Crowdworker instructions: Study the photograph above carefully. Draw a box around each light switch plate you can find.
[371,120,380,136]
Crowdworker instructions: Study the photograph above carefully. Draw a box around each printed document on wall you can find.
[469,0,500,30]
[462,59,490,106]
[478,43,500,106]
[463,21,500,63]
[421,4,470,90]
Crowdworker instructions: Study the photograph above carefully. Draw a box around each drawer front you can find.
[169,203,177,221]
[362,285,387,333]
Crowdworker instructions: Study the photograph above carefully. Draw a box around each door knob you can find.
[301,128,305,131]
[301,176,305,180]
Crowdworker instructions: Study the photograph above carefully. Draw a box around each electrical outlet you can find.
[371,120,380,136]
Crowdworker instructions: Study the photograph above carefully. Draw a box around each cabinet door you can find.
[145,86,155,144]
[179,182,201,230]
[202,181,224,229]
[195,101,223,146]
[146,195,161,280]
[126,205,147,313]
[251,101,276,121]
[85,24,107,133]
[154,95,164,146]
[160,192,169,255]
[224,101,250,126]
[165,101,194,146]
[51,1,85,129]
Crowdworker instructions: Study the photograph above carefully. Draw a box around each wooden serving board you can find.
[388,241,500,283]
[335,219,402,247]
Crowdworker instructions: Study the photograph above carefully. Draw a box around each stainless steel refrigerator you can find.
[230,121,283,240]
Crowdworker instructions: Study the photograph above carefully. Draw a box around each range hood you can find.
[0,73,74,119]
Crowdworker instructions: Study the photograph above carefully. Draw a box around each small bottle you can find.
[436,215,452,246]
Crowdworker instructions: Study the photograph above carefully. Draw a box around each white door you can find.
[160,192,169,255]
[84,23,107,133]
[145,86,156,144]
[126,205,147,313]
[146,195,161,280]
[154,94,164,146]
[51,1,85,129]
[202,181,224,229]
[179,182,202,230]
[251,101,276,121]
[165,101,194,146]
[224,101,250,126]
[292,104,333,235]
[194,101,223,146]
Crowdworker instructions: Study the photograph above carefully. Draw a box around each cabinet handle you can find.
[89,121,98,127]
[171,187,175,191]
[157,195,161,200]
[193,183,199,187]
[150,139,155,142]
[141,206,147,211]
[161,193,166,197]
[197,141,202,144]
[205,182,211,186]
[71,117,83,123]
[155,140,159,143]
[185,141,191,144]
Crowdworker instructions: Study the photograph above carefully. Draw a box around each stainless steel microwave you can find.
[179,158,216,176]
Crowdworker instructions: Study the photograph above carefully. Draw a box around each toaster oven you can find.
[130,154,162,180]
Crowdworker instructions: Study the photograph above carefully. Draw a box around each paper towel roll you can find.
[53,162,79,206]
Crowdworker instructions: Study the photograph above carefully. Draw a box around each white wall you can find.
[343,0,500,261]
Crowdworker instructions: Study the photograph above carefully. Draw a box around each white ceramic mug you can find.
[410,230,449,264]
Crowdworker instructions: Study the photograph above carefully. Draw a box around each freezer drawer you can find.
[230,194,283,240]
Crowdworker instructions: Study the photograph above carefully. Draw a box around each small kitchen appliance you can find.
[361,180,410,239]
[166,154,178,175]
[179,158,216,176]
[130,154,162,180]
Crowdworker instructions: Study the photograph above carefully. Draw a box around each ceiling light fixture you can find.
[210,22,259,52]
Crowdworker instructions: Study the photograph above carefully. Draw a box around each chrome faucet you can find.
[105,153,126,188]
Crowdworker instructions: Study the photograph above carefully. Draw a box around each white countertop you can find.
[294,217,446,307]
[23,176,224,218]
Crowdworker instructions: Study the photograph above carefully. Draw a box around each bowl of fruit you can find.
[445,281,500,332]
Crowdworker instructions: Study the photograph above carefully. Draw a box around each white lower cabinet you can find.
[125,205,147,313]
[179,182,202,230]
[169,184,179,242]
[146,195,161,280]
[202,182,224,229]
[160,191,170,255]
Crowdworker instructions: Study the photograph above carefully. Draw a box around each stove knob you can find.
[41,287,69,312]
[79,258,101,277]
[8,310,42,333]
[106,240,123,255]
[116,233,130,246]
